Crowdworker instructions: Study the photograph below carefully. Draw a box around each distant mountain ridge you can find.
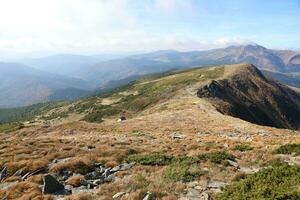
[83,44,300,85]
[0,62,94,108]
[1,43,300,108]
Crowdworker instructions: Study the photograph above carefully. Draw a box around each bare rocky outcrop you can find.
[197,64,300,129]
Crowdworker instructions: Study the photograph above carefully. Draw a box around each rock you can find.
[187,188,201,197]
[92,179,104,185]
[0,167,8,181]
[22,168,46,180]
[42,174,65,194]
[22,172,31,180]
[227,160,239,168]
[207,180,227,189]
[84,171,100,180]
[110,162,135,173]
[170,132,184,139]
[65,184,73,191]
[239,166,260,174]
[95,163,105,168]
[13,168,24,176]
[113,191,127,199]
[183,188,212,200]
[105,174,115,182]
[198,191,212,200]
[117,116,126,122]
[143,192,151,200]
[0,181,18,190]
[102,168,111,179]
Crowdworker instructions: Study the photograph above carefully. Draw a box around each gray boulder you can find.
[42,174,65,194]
[0,167,7,181]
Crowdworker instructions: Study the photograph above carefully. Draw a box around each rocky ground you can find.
[0,64,300,199]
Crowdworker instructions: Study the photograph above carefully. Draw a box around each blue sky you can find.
[0,0,299,57]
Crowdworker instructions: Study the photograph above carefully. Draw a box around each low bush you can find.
[218,162,300,200]
[163,156,204,182]
[0,122,24,133]
[273,143,300,156]
[82,112,104,123]
[125,153,173,165]
[199,151,235,166]
[234,144,253,152]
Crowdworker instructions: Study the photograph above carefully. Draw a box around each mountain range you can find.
[0,62,94,108]
[1,43,300,108]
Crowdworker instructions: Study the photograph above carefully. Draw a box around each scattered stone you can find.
[239,166,260,174]
[0,167,8,181]
[0,181,18,190]
[143,192,151,200]
[13,168,24,176]
[43,174,65,194]
[207,180,228,189]
[170,132,185,139]
[22,172,31,180]
[117,116,126,122]
[22,168,46,180]
[105,174,115,182]
[198,191,212,200]
[110,162,135,173]
[92,179,104,185]
[227,160,239,168]
[113,192,127,199]
[187,188,201,197]
[180,189,212,200]
[242,135,253,141]
[65,184,73,193]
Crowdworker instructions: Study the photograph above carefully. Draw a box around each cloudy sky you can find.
[0,0,300,56]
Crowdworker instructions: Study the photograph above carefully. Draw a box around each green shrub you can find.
[218,162,300,200]
[82,112,104,123]
[234,144,253,152]
[199,151,235,166]
[0,122,24,133]
[125,153,173,165]
[163,156,204,182]
[273,144,300,156]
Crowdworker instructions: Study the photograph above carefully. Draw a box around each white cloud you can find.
[0,0,252,56]
[152,0,194,15]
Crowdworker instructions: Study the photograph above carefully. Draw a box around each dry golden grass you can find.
[64,193,93,200]
[0,81,299,199]
[1,181,53,200]
[66,175,86,187]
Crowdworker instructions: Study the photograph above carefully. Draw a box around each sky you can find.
[0,0,300,57]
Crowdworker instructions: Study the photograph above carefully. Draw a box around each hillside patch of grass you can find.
[234,144,253,152]
[125,153,173,166]
[163,156,204,182]
[218,162,300,200]
[273,144,300,156]
[199,151,235,166]
[0,122,24,133]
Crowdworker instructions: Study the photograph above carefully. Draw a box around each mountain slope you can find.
[1,64,300,199]
[0,62,94,108]
[197,64,300,129]
[31,63,300,130]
